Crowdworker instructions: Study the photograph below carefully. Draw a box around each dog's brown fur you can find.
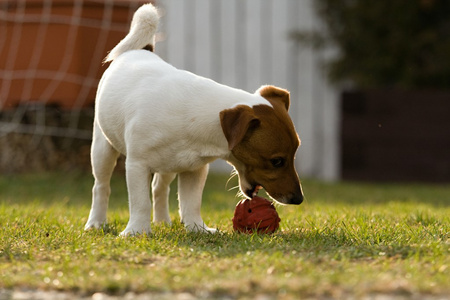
[220,86,303,204]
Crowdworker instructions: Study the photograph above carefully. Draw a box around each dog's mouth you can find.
[245,184,263,198]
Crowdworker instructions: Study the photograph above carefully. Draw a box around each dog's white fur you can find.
[104,3,159,63]
[85,3,299,236]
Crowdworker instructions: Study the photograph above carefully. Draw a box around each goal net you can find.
[0,0,147,172]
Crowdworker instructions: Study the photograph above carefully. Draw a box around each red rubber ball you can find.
[232,196,281,234]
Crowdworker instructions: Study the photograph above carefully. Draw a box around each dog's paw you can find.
[84,219,106,231]
[185,223,218,234]
[119,224,151,237]
[204,227,218,234]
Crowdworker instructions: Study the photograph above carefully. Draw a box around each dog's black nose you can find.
[289,193,303,205]
[291,184,304,205]
[289,184,304,205]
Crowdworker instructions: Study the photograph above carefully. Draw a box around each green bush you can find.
[300,0,450,88]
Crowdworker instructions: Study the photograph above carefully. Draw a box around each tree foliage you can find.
[309,0,450,88]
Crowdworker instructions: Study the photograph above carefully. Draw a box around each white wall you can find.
[155,0,340,181]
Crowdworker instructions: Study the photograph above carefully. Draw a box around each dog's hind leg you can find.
[178,164,217,233]
[152,172,176,224]
[120,158,153,236]
[85,122,120,230]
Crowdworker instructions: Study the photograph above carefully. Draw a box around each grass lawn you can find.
[0,171,449,299]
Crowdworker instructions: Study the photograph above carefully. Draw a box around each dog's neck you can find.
[184,83,269,163]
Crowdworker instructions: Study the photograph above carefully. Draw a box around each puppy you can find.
[85,3,303,236]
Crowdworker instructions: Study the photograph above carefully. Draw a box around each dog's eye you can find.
[270,157,285,168]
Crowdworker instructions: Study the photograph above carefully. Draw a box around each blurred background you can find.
[1,0,449,182]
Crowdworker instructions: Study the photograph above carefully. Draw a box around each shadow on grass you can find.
[83,219,442,263]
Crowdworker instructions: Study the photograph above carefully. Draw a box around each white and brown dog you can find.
[85,3,303,236]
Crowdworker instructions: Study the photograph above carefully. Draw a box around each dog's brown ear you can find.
[220,105,260,150]
[258,85,290,111]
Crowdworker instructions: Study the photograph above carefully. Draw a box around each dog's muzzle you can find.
[246,184,304,205]
[245,184,262,198]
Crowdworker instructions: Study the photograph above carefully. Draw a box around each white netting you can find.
[0,0,146,171]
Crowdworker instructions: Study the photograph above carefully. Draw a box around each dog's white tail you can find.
[104,3,159,63]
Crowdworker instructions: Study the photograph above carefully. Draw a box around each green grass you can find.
[0,172,449,299]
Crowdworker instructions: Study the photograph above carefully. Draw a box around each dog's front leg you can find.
[120,160,152,236]
[178,164,217,233]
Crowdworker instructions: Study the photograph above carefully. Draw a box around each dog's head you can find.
[220,85,303,205]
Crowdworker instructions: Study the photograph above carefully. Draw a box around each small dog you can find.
[85,3,303,236]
